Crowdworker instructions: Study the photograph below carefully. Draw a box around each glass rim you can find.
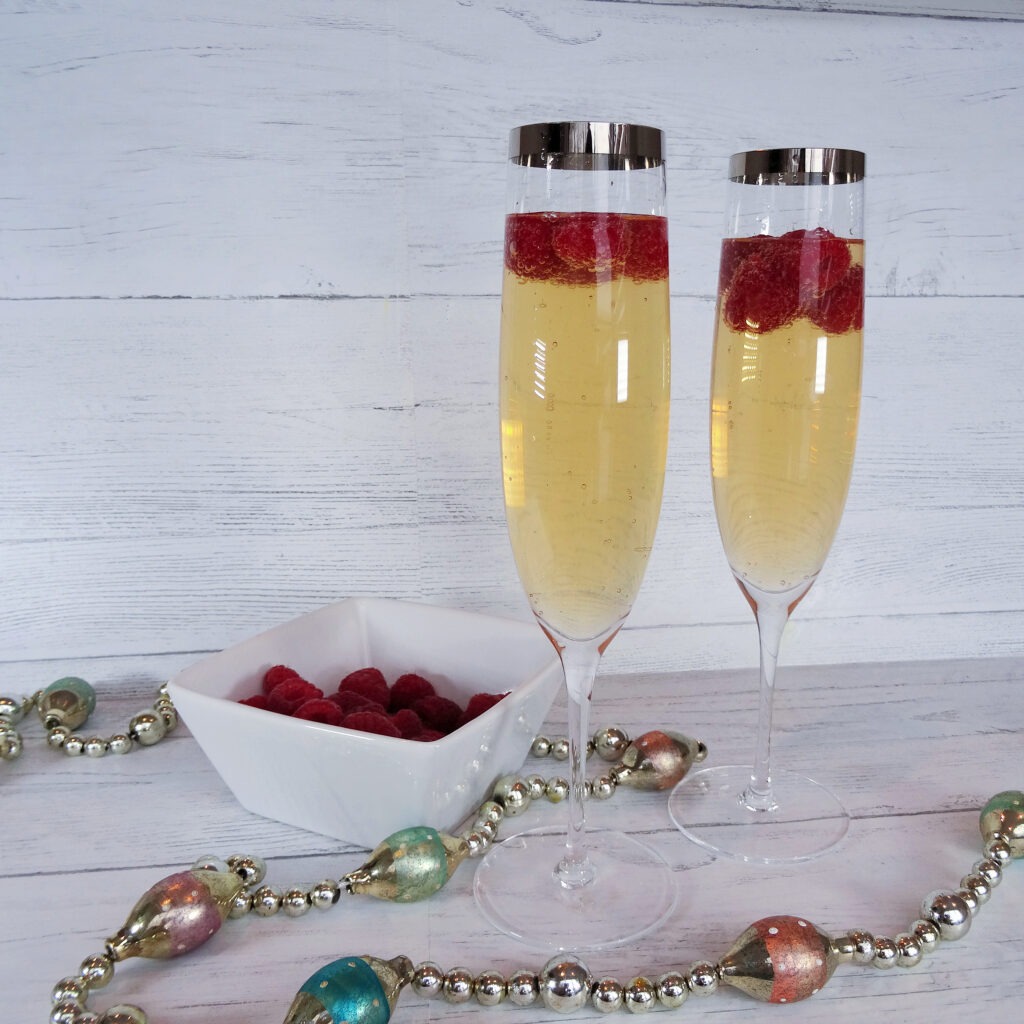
[509,121,664,169]
[729,147,865,185]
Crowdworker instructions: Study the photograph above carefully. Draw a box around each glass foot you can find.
[668,765,849,864]
[473,826,676,951]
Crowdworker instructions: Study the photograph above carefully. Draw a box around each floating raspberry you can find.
[412,729,445,742]
[552,212,629,279]
[723,243,801,334]
[338,667,390,708]
[342,710,402,738]
[389,672,436,711]
[293,698,345,726]
[329,689,384,715]
[783,227,852,300]
[505,213,560,280]
[458,691,509,726]
[808,264,864,334]
[622,216,668,281]
[718,236,767,296]
[411,695,463,734]
[262,664,300,695]
[239,694,269,710]
[266,678,323,715]
[390,707,424,739]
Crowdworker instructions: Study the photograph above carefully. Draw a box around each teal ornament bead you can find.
[344,827,469,903]
[980,791,1024,858]
[283,955,413,1024]
[39,677,96,731]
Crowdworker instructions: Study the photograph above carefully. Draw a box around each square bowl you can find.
[167,598,561,847]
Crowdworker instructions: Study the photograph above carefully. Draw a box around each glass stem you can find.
[554,637,602,890]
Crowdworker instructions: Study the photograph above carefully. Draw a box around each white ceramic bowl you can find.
[167,598,561,847]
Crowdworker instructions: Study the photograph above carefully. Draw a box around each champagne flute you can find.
[669,147,865,863]
[473,122,674,949]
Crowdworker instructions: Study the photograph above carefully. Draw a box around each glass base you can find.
[473,826,676,951]
[668,765,850,864]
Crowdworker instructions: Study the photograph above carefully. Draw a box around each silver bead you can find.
[281,888,311,916]
[108,734,134,754]
[0,695,26,722]
[411,962,445,999]
[921,890,972,940]
[463,831,487,857]
[624,977,657,1013]
[79,953,114,989]
[63,735,85,756]
[98,1006,148,1024]
[591,977,624,1013]
[593,726,629,761]
[531,735,552,757]
[442,967,475,1004]
[227,853,267,885]
[84,736,109,757]
[872,936,898,969]
[506,969,539,1006]
[962,872,991,906]
[656,972,688,1008]
[540,955,593,1013]
[591,775,617,800]
[973,857,1003,888]
[984,837,1012,865]
[156,703,179,730]
[52,977,88,1004]
[525,774,547,801]
[129,711,166,746]
[0,726,22,760]
[47,726,70,749]
[75,1013,101,1024]
[895,933,923,968]
[687,961,719,996]
[50,1002,80,1024]
[546,777,570,802]
[227,891,252,918]
[474,970,506,1006]
[956,886,979,913]
[250,885,282,916]
[475,819,499,841]
[550,737,571,761]
[582,778,594,798]
[191,855,230,873]
[477,799,505,825]
[493,774,531,816]
[911,918,941,953]
[310,879,341,909]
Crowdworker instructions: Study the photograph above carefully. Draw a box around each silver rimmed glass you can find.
[669,147,866,863]
[473,122,674,948]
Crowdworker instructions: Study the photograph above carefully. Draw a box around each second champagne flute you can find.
[473,121,673,949]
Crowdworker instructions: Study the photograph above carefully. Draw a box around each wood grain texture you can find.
[3,656,1022,1022]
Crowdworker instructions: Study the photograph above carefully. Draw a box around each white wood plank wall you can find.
[1,0,1022,682]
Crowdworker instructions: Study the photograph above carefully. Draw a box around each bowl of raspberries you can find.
[167,598,561,846]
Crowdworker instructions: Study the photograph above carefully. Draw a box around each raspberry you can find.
[266,678,322,715]
[723,242,801,334]
[622,216,668,282]
[411,695,463,734]
[412,729,445,742]
[342,710,402,738]
[552,212,629,279]
[783,227,851,299]
[505,213,561,280]
[262,664,300,695]
[389,672,436,711]
[329,690,384,715]
[390,707,424,739]
[338,667,390,708]
[458,691,509,726]
[808,264,864,334]
[293,698,345,726]
[238,694,269,710]
[718,236,767,296]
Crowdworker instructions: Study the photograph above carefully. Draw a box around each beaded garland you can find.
[7,685,1022,1024]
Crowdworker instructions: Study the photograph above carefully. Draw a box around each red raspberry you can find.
[329,690,383,715]
[338,667,390,708]
[239,694,269,710]
[342,710,402,738]
[723,242,801,334]
[718,235,767,296]
[389,672,436,711]
[505,213,561,281]
[783,227,851,300]
[552,212,629,279]
[411,695,463,734]
[622,216,668,282]
[293,698,345,726]
[262,664,300,695]
[458,691,509,726]
[412,729,445,742]
[266,678,322,715]
[390,707,424,739]
[808,264,864,334]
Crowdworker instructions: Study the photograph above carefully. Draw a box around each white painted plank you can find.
[635,0,1024,19]
[1,295,1021,668]
[2,2,1022,298]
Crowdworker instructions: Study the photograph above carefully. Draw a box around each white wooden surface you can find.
[3,656,1022,1022]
